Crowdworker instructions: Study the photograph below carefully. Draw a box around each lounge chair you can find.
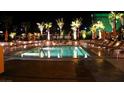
[106,41,124,58]
[102,40,117,48]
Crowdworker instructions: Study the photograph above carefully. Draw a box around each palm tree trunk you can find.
[73,30,77,40]
[47,30,50,40]
[112,18,116,36]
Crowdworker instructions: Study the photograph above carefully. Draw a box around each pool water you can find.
[20,46,90,58]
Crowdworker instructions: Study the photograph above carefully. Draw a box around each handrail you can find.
[40,48,46,57]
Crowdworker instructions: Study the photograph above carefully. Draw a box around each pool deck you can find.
[1,41,124,82]
[0,59,95,82]
[1,57,124,82]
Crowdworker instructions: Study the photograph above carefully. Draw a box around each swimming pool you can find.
[20,46,90,59]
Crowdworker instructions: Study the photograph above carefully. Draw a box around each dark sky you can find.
[0,11,112,23]
[0,11,93,25]
[0,11,111,33]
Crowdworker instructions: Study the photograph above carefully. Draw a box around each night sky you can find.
[0,11,110,34]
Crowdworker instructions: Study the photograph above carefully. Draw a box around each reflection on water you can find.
[98,51,101,57]
[60,48,63,58]
[19,46,90,58]
[84,54,88,58]
[40,51,44,58]
[57,53,60,58]
[73,47,78,58]
[47,47,51,58]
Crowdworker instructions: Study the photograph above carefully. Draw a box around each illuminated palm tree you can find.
[116,13,124,27]
[9,32,16,40]
[109,12,116,20]
[56,18,64,36]
[45,22,52,40]
[36,22,45,35]
[27,33,33,40]
[21,33,26,40]
[34,32,41,40]
[96,21,105,39]
[81,30,86,39]
[108,11,119,36]
[90,24,97,39]
[90,21,105,39]
[71,18,82,40]
[71,26,77,40]
[115,13,124,40]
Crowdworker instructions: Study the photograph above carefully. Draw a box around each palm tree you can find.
[5,30,8,42]
[45,22,52,40]
[116,13,124,28]
[22,22,31,34]
[9,32,16,41]
[90,24,97,39]
[56,18,64,36]
[36,22,45,35]
[81,30,86,39]
[90,21,105,39]
[108,11,119,36]
[71,26,77,40]
[71,18,82,40]
[96,21,105,39]
[115,13,124,40]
